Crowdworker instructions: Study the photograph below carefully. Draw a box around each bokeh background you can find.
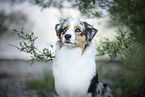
[0,0,145,97]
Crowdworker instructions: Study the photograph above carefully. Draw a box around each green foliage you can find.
[96,29,145,96]
[30,0,102,18]
[107,0,145,44]
[72,0,102,18]
[96,29,135,60]
[10,29,55,64]
[28,72,54,97]
[29,73,54,90]
[97,62,127,96]
[122,43,145,95]
[30,0,63,9]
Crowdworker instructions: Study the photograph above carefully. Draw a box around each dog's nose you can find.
[65,34,71,40]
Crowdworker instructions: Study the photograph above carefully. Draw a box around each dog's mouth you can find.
[64,41,77,46]
[65,42,76,44]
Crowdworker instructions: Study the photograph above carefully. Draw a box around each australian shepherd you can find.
[53,20,113,97]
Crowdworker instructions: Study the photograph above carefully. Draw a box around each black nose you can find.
[65,34,71,40]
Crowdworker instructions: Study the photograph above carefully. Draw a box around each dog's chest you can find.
[53,43,96,97]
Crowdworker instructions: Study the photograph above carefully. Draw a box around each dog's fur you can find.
[53,20,113,97]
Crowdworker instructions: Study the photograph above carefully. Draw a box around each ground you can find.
[0,60,54,97]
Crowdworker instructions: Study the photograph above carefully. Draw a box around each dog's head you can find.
[55,20,97,51]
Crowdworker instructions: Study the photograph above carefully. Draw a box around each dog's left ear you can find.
[83,22,98,42]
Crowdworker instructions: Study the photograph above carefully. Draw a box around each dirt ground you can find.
[0,60,54,97]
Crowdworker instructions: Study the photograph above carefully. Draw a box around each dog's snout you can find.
[65,34,71,40]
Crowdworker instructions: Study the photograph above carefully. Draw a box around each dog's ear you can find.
[55,23,62,38]
[55,20,68,38]
[83,22,98,42]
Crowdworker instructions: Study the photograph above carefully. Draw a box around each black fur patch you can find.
[88,74,99,97]
[83,22,98,44]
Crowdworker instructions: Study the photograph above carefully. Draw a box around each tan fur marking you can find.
[66,24,70,28]
[60,33,64,49]
[60,24,69,49]
[75,25,82,31]
[75,34,86,55]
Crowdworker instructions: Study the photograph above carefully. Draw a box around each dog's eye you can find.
[62,27,68,34]
[76,32,84,37]
[75,28,81,32]
[77,33,84,37]
[75,28,84,37]
[79,33,84,36]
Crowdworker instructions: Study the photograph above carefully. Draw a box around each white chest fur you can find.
[53,42,96,97]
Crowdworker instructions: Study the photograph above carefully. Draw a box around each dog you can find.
[52,20,113,97]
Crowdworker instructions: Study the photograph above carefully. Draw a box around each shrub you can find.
[96,29,145,97]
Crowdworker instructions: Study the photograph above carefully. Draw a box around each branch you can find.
[10,28,55,64]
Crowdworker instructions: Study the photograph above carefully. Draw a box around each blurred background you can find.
[0,0,145,97]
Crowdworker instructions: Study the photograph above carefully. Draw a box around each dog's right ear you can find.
[55,23,62,39]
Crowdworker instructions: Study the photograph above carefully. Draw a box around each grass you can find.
[28,72,54,97]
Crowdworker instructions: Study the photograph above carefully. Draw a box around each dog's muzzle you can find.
[63,34,77,46]
[64,34,72,44]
